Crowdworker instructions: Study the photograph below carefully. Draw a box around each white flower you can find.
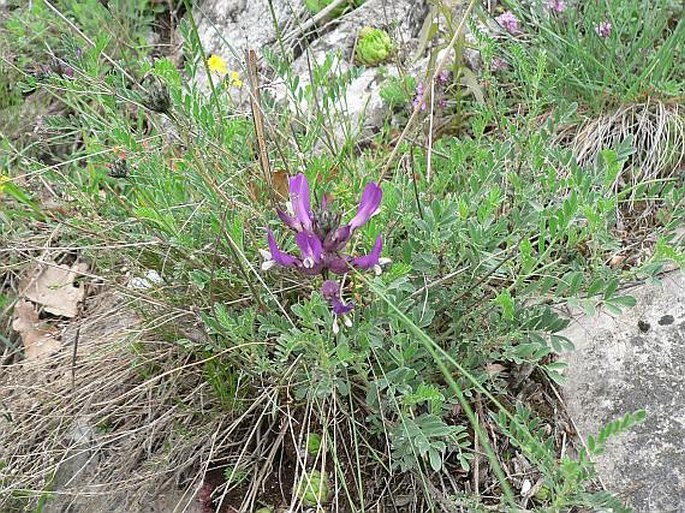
[373,257,393,276]
[260,249,275,271]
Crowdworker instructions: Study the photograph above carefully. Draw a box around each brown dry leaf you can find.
[609,254,626,268]
[485,363,506,377]
[272,169,290,200]
[12,300,61,359]
[21,261,88,318]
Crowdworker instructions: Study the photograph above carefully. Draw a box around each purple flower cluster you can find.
[594,20,612,38]
[262,173,388,330]
[545,0,566,14]
[496,11,522,35]
[412,70,451,112]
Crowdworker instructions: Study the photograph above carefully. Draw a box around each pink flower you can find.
[491,57,509,72]
[545,0,566,14]
[496,11,522,35]
[436,70,450,86]
[595,20,612,38]
[412,82,427,111]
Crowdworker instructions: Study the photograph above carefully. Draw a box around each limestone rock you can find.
[193,0,428,139]
[562,271,685,512]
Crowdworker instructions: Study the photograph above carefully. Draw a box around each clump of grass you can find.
[494,0,685,112]
[568,101,684,193]
[0,1,683,512]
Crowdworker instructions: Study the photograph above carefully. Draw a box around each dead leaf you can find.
[21,261,88,318]
[272,169,289,200]
[485,363,506,377]
[460,68,485,105]
[609,254,626,268]
[12,300,61,359]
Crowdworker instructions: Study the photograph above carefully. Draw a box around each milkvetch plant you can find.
[261,173,390,331]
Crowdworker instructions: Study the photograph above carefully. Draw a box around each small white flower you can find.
[128,269,163,290]
[373,257,393,276]
[259,249,275,271]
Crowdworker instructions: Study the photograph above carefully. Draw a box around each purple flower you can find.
[594,20,612,38]
[349,183,383,230]
[351,236,383,270]
[496,11,522,35]
[262,173,390,323]
[545,0,566,14]
[412,82,427,112]
[277,173,313,232]
[321,280,354,333]
[490,57,509,72]
[436,70,450,86]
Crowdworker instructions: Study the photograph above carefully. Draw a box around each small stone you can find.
[658,314,674,326]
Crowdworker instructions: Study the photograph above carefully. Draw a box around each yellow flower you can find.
[229,71,243,89]
[207,54,228,75]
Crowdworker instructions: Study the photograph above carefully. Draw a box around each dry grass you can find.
[565,101,684,199]
[0,289,391,512]
[0,292,222,512]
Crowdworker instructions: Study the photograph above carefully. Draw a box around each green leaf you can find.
[428,447,442,471]
[494,289,515,321]
[587,278,604,296]
[611,295,637,308]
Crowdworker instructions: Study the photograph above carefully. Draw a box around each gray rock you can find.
[192,0,296,90]
[286,0,427,140]
[562,271,685,512]
[193,0,429,140]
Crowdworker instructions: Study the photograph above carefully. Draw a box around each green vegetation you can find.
[0,0,682,512]
[355,26,393,66]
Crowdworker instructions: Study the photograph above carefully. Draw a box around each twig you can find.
[378,0,478,183]
[70,327,80,396]
[246,49,272,193]
[408,148,424,220]
[42,0,142,89]
[281,0,349,48]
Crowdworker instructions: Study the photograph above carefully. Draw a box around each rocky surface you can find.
[193,0,431,140]
[562,271,685,512]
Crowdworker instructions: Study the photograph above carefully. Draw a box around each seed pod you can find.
[142,77,171,114]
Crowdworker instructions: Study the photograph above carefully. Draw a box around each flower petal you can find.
[267,230,299,268]
[295,231,322,269]
[277,210,301,232]
[289,173,313,232]
[323,225,352,252]
[320,280,354,316]
[348,183,382,230]
[332,298,354,316]
[321,280,340,300]
[325,254,350,275]
[351,235,382,270]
